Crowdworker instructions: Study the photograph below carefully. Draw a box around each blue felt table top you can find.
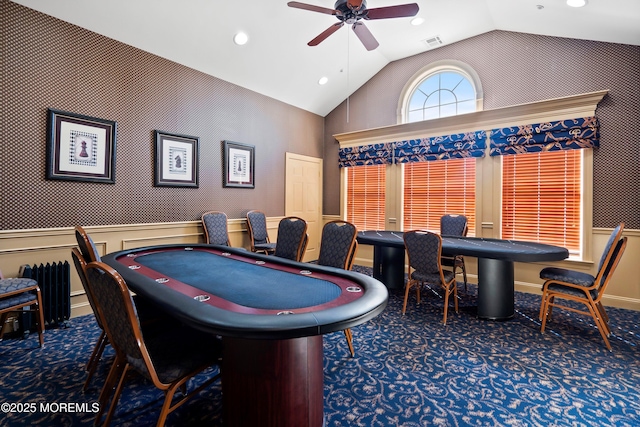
[136,250,342,310]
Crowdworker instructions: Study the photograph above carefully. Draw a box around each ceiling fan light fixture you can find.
[566,0,587,7]
[233,32,249,45]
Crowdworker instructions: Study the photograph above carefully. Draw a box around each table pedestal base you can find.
[373,246,405,290]
[477,258,514,320]
[222,335,324,427]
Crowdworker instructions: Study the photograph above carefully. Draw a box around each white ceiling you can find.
[12,0,640,116]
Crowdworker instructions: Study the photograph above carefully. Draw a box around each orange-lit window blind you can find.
[346,165,386,231]
[403,159,476,235]
[502,150,581,255]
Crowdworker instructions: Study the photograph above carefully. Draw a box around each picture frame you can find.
[154,130,199,188]
[223,140,255,188]
[46,109,117,183]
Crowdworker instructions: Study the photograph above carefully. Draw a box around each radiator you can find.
[20,261,71,328]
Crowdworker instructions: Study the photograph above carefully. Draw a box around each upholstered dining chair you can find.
[71,248,108,391]
[274,216,308,262]
[73,226,169,392]
[0,269,45,348]
[403,230,458,325]
[202,211,231,246]
[84,261,223,427]
[75,225,101,263]
[440,214,469,292]
[246,210,277,254]
[317,220,359,357]
[539,223,626,351]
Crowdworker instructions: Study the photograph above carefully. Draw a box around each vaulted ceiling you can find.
[12,0,640,116]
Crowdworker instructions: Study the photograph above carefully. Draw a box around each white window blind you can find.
[502,150,581,255]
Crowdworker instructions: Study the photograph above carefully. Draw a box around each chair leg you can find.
[539,283,551,321]
[156,386,179,427]
[540,295,553,333]
[96,356,126,426]
[596,302,610,331]
[442,287,450,325]
[453,282,459,314]
[544,295,555,321]
[401,279,413,315]
[0,312,9,341]
[35,288,46,348]
[461,260,468,293]
[84,331,108,392]
[344,328,355,358]
[586,303,612,351]
[103,363,131,427]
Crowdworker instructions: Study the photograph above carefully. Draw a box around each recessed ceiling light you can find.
[233,32,249,45]
[318,77,328,85]
[567,0,587,7]
[410,17,424,26]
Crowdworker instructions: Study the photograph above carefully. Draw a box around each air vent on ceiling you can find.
[423,35,443,48]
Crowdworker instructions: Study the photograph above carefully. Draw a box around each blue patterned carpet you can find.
[1,266,639,426]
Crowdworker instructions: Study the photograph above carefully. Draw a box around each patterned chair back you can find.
[317,221,357,270]
[75,225,101,262]
[440,214,468,237]
[597,237,626,294]
[247,210,269,244]
[71,248,104,330]
[404,230,442,275]
[202,211,230,246]
[84,262,146,367]
[597,223,624,272]
[274,217,308,261]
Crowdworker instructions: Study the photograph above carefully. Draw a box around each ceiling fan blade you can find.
[308,22,344,46]
[365,3,419,19]
[352,22,379,51]
[287,1,337,15]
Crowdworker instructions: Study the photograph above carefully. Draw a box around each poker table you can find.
[102,244,388,427]
[356,231,568,320]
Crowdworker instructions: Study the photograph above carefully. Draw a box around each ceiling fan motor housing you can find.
[335,0,368,23]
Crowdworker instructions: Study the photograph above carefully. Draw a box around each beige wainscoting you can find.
[1,220,637,322]
[0,217,282,320]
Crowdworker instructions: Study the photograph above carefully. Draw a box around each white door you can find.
[285,153,322,262]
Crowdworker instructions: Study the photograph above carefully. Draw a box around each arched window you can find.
[406,71,477,121]
[400,62,482,235]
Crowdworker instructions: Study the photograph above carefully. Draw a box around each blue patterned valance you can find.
[394,131,487,164]
[489,116,599,156]
[338,143,394,168]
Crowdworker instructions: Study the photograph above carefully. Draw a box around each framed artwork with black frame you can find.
[46,109,117,183]
[154,130,199,188]
[223,140,255,188]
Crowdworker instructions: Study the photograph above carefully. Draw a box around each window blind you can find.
[502,150,581,255]
[403,158,476,235]
[346,165,386,231]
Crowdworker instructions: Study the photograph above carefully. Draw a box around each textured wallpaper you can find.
[324,30,640,229]
[1,0,324,230]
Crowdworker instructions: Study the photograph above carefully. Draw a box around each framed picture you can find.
[223,140,255,188]
[154,130,199,188]
[46,109,117,183]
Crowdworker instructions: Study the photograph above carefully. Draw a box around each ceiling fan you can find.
[287,0,419,51]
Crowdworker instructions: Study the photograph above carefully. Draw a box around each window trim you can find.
[337,90,606,262]
[396,60,484,124]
